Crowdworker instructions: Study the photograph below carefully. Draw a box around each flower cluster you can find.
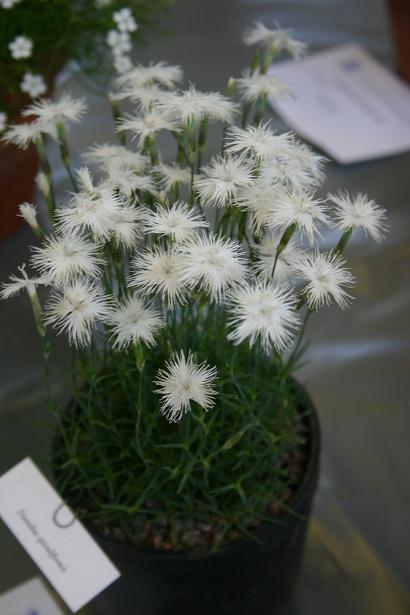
[2,23,387,427]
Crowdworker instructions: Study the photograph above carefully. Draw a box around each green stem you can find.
[333,228,353,255]
[57,121,77,191]
[110,99,126,146]
[253,92,267,126]
[271,223,296,278]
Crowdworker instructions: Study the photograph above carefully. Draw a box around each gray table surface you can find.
[1,0,409,613]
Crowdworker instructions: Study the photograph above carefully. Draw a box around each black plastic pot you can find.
[92,392,320,615]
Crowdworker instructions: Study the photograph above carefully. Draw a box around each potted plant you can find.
[0,0,174,239]
[1,22,387,615]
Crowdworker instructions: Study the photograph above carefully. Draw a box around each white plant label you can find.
[268,44,410,163]
[0,458,120,613]
[0,577,64,615]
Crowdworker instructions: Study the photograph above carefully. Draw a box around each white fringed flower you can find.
[104,167,157,197]
[284,140,327,185]
[130,247,188,306]
[180,234,248,301]
[2,120,55,149]
[0,264,44,300]
[227,281,300,353]
[155,350,217,422]
[243,22,307,59]
[154,163,191,193]
[328,191,387,242]
[9,35,32,59]
[108,205,144,248]
[237,72,291,103]
[111,83,163,112]
[22,94,87,126]
[236,179,287,234]
[115,61,183,89]
[267,189,329,244]
[19,202,40,235]
[45,279,112,347]
[31,235,102,287]
[113,7,138,32]
[58,172,126,240]
[194,155,255,207]
[295,251,354,309]
[145,201,208,242]
[109,295,164,350]
[117,111,180,148]
[254,233,304,282]
[20,73,47,98]
[156,86,238,125]
[226,123,293,161]
[84,143,148,173]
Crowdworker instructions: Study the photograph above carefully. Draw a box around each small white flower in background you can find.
[20,73,47,99]
[35,171,50,197]
[156,85,238,126]
[113,7,138,32]
[2,120,55,149]
[328,191,387,242]
[31,235,103,287]
[106,29,132,54]
[45,279,112,347]
[0,112,6,132]
[180,234,248,302]
[117,110,181,148]
[236,179,287,234]
[254,233,304,283]
[194,155,255,208]
[19,202,41,236]
[154,163,191,193]
[104,167,157,198]
[237,72,291,103]
[22,94,87,126]
[58,171,128,240]
[113,53,133,75]
[115,61,183,90]
[9,35,33,59]
[155,350,218,423]
[267,188,329,244]
[108,205,145,249]
[1,0,22,7]
[295,251,354,309]
[84,143,148,174]
[227,281,300,354]
[145,201,208,243]
[130,247,188,306]
[0,264,44,300]
[109,295,164,350]
[226,123,293,161]
[243,22,307,59]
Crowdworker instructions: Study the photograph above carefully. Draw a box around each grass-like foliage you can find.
[1,22,387,550]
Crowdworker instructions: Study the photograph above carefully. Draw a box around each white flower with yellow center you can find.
[155,350,218,423]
